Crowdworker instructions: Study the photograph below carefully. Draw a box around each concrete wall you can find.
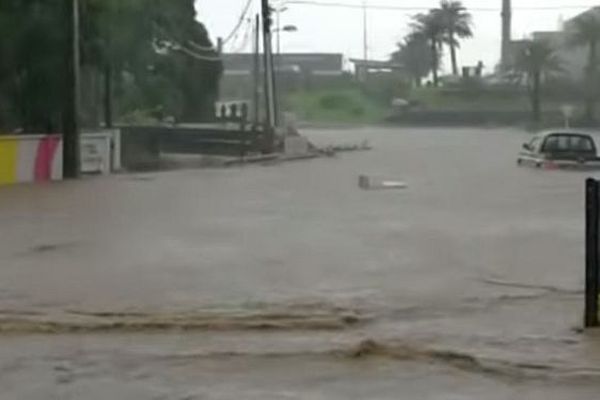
[0,131,120,186]
[0,135,63,185]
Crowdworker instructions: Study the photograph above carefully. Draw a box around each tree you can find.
[0,0,222,131]
[438,1,473,76]
[82,0,222,125]
[411,11,445,87]
[391,33,433,87]
[569,13,600,122]
[514,40,562,123]
[0,1,68,132]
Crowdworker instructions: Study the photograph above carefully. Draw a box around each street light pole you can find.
[277,7,281,55]
[63,0,81,178]
[362,0,368,61]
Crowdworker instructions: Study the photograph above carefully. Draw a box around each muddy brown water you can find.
[1,127,600,398]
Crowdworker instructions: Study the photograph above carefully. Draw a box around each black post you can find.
[63,0,81,178]
[585,178,600,328]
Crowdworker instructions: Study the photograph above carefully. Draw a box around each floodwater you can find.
[1,127,600,398]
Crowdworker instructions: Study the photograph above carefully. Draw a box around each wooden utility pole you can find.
[501,0,512,67]
[63,0,81,178]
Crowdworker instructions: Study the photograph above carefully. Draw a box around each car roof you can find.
[538,129,598,138]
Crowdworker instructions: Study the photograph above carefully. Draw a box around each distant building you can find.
[222,53,345,77]
[506,6,600,81]
[220,53,346,101]
[348,59,404,82]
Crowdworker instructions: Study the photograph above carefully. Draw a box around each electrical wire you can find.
[153,24,222,62]
[222,0,255,45]
[281,0,596,12]
[230,18,254,52]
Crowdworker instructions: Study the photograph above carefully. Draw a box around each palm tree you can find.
[411,11,445,87]
[569,13,600,121]
[514,40,562,123]
[391,33,433,87]
[438,0,473,76]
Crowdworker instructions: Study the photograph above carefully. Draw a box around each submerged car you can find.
[517,131,600,168]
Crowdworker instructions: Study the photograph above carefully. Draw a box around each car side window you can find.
[571,136,594,151]
[529,137,540,151]
[557,135,570,151]
[543,136,559,152]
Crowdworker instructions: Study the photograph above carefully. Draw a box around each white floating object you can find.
[359,175,407,190]
[381,181,408,189]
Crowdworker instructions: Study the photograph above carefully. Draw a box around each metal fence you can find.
[585,178,600,328]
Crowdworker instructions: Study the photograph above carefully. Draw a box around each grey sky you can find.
[196,0,599,72]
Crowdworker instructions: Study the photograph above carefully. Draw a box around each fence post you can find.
[585,178,600,328]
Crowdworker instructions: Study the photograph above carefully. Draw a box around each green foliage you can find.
[288,89,386,124]
[513,40,562,122]
[392,34,433,86]
[401,1,473,86]
[438,1,473,75]
[0,0,222,131]
[410,11,446,86]
[319,93,355,110]
[569,13,600,120]
[0,0,67,131]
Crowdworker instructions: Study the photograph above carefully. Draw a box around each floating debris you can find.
[359,175,407,190]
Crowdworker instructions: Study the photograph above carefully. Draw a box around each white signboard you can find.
[80,134,111,174]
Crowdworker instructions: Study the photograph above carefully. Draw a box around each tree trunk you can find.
[431,39,439,87]
[415,76,422,87]
[450,32,458,76]
[103,63,113,128]
[532,71,541,123]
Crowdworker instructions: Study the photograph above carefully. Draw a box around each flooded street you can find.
[1,127,600,398]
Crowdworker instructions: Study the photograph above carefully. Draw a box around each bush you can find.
[318,93,354,110]
[351,106,365,116]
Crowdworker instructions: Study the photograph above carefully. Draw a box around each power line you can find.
[223,0,255,45]
[230,18,254,52]
[282,0,595,12]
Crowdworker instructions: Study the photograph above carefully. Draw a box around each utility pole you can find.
[501,0,512,68]
[362,0,368,61]
[253,14,261,125]
[63,0,81,178]
[261,0,276,130]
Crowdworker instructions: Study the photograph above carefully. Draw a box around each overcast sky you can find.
[196,0,599,73]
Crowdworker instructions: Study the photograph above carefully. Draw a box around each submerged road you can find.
[1,127,599,398]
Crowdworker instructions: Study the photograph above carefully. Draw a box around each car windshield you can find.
[3,1,600,399]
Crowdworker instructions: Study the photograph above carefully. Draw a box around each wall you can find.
[0,131,120,185]
[0,135,63,185]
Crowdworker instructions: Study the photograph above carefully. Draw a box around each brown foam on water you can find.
[0,306,368,334]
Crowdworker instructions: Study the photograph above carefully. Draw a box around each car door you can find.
[568,135,596,161]
[541,134,565,160]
